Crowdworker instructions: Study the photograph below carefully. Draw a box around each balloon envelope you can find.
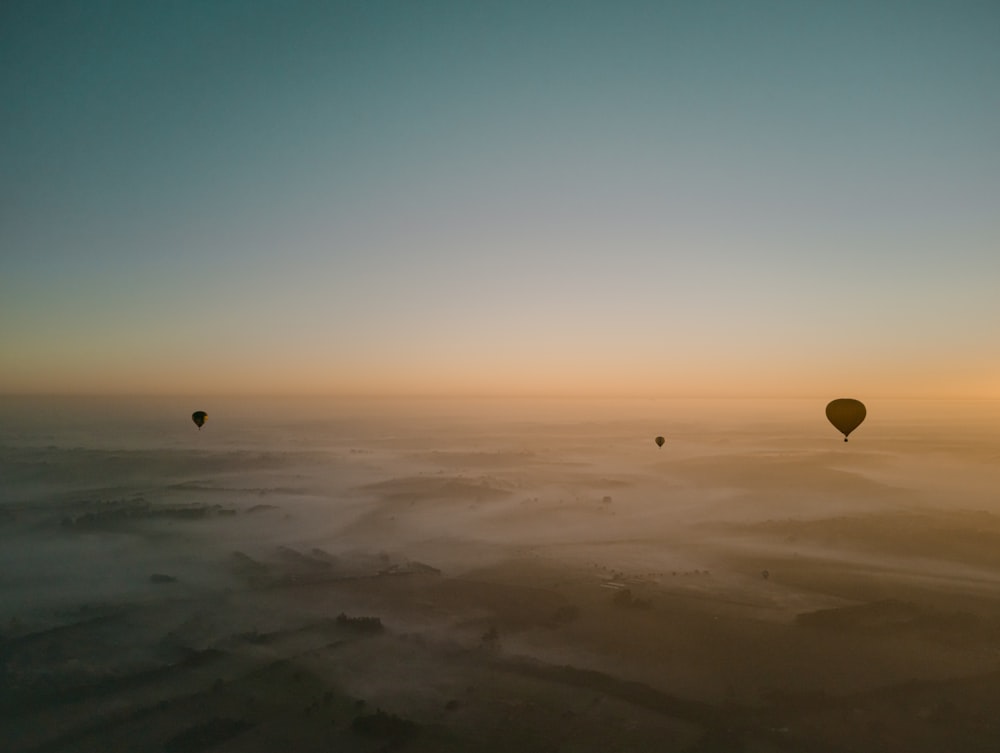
[655,436,665,447]
[825,399,865,441]
[191,411,207,429]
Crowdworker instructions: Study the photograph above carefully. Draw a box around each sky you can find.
[1,1,998,399]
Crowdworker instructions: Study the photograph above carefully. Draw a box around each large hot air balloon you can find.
[825,399,865,442]
[191,411,207,430]
[655,436,665,448]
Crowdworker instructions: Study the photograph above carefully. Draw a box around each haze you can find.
[3,2,1000,751]
[4,397,1000,751]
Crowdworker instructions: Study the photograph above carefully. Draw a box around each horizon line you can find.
[0,392,995,402]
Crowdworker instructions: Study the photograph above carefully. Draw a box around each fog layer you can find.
[2,397,999,752]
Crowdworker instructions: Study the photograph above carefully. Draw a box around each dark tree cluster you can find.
[351,709,419,741]
[612,588,651,609]
[336,613,384,633]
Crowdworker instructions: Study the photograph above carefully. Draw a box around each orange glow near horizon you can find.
[2,345,996,400]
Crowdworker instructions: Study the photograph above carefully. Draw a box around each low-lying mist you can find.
[3,396,1000,752]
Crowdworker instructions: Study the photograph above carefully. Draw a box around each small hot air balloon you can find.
[191,411,207,430]
[655,436,665,448]
[825,399,865,442]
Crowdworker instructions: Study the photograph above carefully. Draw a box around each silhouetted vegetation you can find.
[796,599,997,643]
[336,613,384,633]
[233,630,274,644]
[229,551,269,585]
[351,708,419,741]
[748,510,1000,568]
[0,648,225,716]
[276,545,333,570]
[378,560,442,576]
[61,500,235,528]
[163,717,252,752]
[612,588,651,609]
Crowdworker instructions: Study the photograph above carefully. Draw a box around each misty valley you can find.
[2,397,1000,752]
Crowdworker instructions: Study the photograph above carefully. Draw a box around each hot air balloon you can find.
[655,436,665,447]
[191,411,207,430]
[825,399,865,442]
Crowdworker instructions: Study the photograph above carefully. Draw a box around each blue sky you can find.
[2,1,998,396]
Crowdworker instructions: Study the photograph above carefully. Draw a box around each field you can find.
[3,397,1000,752]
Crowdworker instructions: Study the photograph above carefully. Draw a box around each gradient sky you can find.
[2,1,998,398]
